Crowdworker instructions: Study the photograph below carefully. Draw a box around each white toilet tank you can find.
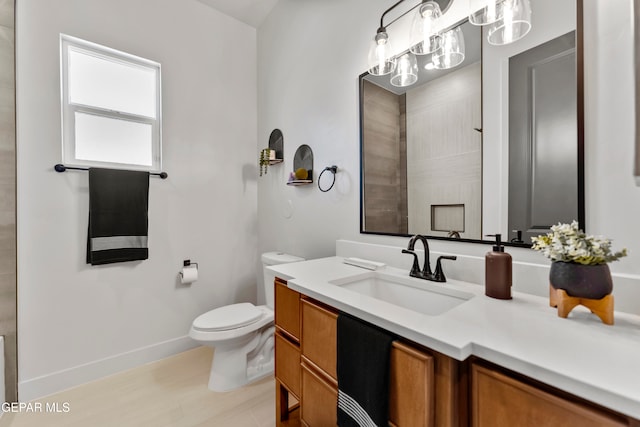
[262,252,304,309]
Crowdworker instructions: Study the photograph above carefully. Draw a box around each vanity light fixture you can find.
[469,0,503,26]
[367,29,396,76]
[368,0,532,86]
[432,25,465,69]
[469,0,532,46]
[391,52,419,87]
[487,0,532,45]
[367,0,453,87]
[409,1,443,55]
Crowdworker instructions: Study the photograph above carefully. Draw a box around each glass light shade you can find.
[390,53,418,87]
[367,31,396,75]
[487,0,532,45]
[410,1,443,55]
[432,27,465,70]
[469,0,504,26]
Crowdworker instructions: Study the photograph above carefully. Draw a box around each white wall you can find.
[584,0,640,278]
[256,0,373,305]
[16,0,257,400]
[258,0,640,300]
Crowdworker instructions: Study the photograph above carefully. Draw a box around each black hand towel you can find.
[87,168,150,265]
[337,313,396,427]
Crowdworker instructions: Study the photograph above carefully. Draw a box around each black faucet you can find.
[402,234,457,283]
[432,255,458,282]
[402,234,432,279]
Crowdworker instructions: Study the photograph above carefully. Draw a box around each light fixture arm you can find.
[379,0,409,31]
[378,0,451,33]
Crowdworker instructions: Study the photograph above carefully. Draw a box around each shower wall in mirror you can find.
[406,61,481,239]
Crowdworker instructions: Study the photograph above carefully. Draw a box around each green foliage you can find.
[259,148,271,177]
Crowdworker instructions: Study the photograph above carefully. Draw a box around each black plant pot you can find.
[549,262,613,299]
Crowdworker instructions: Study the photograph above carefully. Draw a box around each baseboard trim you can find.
[18,335,199,402]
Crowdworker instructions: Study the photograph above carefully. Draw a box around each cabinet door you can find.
[471,363,628,427]
[301,363,337,427]
[275,332,301,398]
[301,298,337,381]
[275,279,301,342]
[389,341,435,427]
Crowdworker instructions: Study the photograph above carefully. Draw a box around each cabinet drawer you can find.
[301,363,337,427]
[471,363,627,427]
[275,279,300,342]
[390,341,435,427]
[301,298,337,381]
[275,332,301,398]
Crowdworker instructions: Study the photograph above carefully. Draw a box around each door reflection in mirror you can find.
[508,31,578,243]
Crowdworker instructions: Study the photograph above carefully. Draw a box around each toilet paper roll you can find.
[180,265,198,284]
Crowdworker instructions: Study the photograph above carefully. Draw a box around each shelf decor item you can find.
[532,221,627,324]
[259,148,271,177]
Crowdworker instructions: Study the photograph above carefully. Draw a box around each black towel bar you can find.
[54,164,168,179]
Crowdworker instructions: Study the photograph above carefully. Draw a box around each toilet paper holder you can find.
[180,260,199,284]
[183,259,198,268]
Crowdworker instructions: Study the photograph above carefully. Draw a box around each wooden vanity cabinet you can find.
[273,281,468,427]
[390,341,467,427]
[281,290,460,427]
[274,278,302,426]
[275,333,300,397]
[389,341,435,427]
[301,298,338,380]
[275,278,301,342]
[301,362,338,426]
[471,361,633,427]
[277,278,640,426]
[300,297,338,426]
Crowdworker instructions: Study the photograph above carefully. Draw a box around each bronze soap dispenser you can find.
[485,234,512,300]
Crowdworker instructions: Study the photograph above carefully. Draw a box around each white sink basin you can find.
[329,271,474,316]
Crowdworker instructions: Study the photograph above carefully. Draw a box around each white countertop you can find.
[268,256,640,419]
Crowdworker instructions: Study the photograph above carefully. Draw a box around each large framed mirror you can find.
[359,0,584,247]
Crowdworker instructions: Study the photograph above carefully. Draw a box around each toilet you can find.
[189,252,304,392]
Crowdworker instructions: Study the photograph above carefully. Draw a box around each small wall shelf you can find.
[269,129,284,160]
[260,129,285,177]
[287,145,314,186]
[286,179,313,186]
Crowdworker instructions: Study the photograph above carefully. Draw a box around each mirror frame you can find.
[359,0,585,248]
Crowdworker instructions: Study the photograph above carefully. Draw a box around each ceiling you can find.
[196,0,280,28]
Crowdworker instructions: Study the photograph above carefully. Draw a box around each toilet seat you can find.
[193,303,262,332]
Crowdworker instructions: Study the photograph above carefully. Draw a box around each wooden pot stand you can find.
[549,285,614,325]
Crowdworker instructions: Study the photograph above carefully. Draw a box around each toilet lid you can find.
[193,303,263,332]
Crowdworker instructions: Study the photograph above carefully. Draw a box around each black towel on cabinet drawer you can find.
[337,312,396,427]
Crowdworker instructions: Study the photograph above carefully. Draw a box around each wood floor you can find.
[0,346,276,427]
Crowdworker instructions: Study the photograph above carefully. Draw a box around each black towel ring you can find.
[318,165,338,192]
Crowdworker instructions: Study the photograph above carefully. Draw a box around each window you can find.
[60,34,162,171]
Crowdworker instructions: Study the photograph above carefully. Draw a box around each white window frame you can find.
[60,34,162,172]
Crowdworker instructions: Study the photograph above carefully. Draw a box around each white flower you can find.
[531,221,627,265]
